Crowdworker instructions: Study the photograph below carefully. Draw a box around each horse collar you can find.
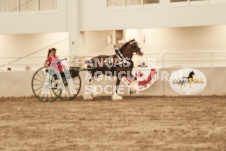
[115,48,124,60]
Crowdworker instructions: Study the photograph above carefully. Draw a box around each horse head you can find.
[120,39,143,57]
[130,39,143,56]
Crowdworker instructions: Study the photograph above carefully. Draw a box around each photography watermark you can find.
[40,57,181,95]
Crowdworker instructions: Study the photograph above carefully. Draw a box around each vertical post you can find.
[57,0,60,11]
[37,0,39,12]
[67,0,81,64]
[161,0,170,7]
[211,52,215,96]
[17,0,20,12]
[162,53,165,96]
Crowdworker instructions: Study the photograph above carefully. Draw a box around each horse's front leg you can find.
[127,70,138,94]
[112,78,123,100]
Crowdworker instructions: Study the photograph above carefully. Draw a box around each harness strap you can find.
[115,47,124,60]
[114,46,131,66]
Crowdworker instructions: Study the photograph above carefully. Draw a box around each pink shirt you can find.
[47,56,64,72]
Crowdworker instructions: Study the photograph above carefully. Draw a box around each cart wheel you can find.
[31,67,62,102]
[59,73,81,100]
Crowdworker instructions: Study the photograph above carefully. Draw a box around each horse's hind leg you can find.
[83,72,94,100]
[112,78,123,100]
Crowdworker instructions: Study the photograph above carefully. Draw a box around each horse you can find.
[178,71,195,88]
[84,39,143,100]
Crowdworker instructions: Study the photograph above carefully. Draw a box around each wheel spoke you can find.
[41,87,47,101]
[36,72,45,81]
[49,89,54,100]
[41,69,47,81]
[32,67,59,102]
[66,86,72,98]
[34,78,44,83]
[46,88,49,102]
[54,88,61,96]
[34,86,43,92]
[64,87,67,99]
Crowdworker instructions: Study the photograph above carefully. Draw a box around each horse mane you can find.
[119,39,135,53]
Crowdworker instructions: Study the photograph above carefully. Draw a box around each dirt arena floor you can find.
[0,96,226,151]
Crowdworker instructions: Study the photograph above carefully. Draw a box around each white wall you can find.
[82,25,226,56]
[2,67,226,97]
[124,25,226,55]
[0,71,34,97]
[81,31,115,56]
[80,25,226,68]
[0,32,69,71]
[1,0,226,34]
[80,0,226,31]
[0,0,67,34]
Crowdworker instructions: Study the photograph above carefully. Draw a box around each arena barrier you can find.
[1,50,226,97]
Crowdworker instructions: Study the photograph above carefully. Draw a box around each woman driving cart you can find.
[45,48,67,72]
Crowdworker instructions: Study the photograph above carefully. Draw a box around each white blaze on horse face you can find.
[130,41,136,45]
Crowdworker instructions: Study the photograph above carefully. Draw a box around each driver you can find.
[46,48,67,72]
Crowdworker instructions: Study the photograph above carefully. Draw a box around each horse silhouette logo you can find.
[179,71,195,88]
[170,68,207,95]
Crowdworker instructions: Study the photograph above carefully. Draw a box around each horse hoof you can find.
[83,94,93,100]
[112,93,123,100]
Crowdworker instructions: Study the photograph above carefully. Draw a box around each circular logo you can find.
[169,68,207,95]
[122,67,159,91]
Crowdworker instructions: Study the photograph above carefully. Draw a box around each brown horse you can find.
[84,39,143,100]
